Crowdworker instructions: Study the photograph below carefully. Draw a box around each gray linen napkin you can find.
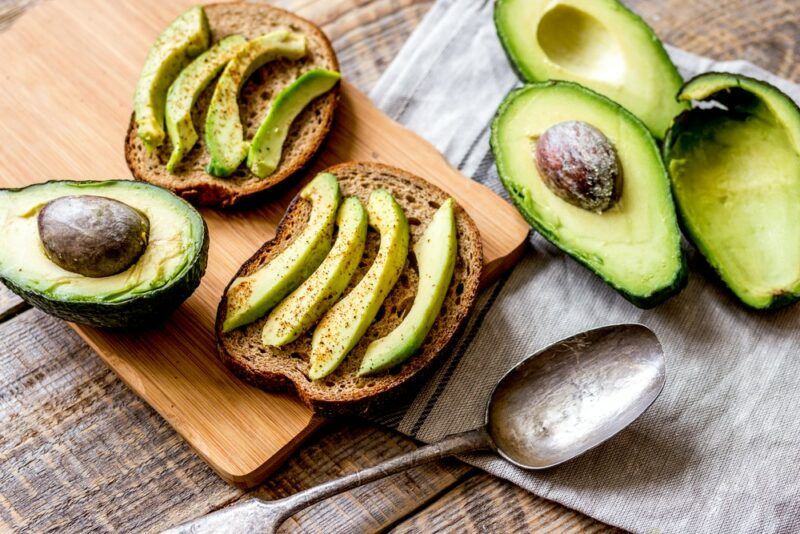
[366,0,800,532]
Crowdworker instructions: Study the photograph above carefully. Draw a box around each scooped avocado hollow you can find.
[663,73,800,309]
[492,81,686,307]
[134,5,210,151]
[0,180,209,328]
[494,0,686,138]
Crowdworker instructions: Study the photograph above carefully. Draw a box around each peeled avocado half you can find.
[309,189,410,381]
[664,73,800,309]
[134,5,210,151]
[222,172,341,332]
[0,181,208,328]
[491,81,686,307]
[494,0,686,138]
[205,30,307,177]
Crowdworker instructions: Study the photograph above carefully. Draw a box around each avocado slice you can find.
[664,73,800,309]
[309,189,410,380]
[222,172,341,332]
[205,31,307,177]
[165,34,247,172]
[491,81,686,307]
[0,180,208,328]
[247,69,341,178]
[358,198,456,376]
[494,0,686,138]
[262,196,367,346]
[134,5,210,151]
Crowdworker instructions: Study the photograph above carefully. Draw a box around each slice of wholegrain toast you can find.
[125,3,339,207]
[216,162,483,413]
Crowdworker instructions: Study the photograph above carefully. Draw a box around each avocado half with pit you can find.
[0,180,209,327]
[491,81,686,307]
[664,73,800,309]
[494,0,686,138]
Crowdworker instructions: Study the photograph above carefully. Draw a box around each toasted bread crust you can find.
[216,162,484,414]
[125,3,340,207]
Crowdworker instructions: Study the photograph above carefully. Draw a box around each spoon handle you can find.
[277,427,492,518]
[167,427,492,534]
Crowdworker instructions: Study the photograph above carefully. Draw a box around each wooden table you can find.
[1,0,796,532]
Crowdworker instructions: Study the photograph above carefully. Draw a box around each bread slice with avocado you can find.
[216,162,483,413]
[126,3,340,207]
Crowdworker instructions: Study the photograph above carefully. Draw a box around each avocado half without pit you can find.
[494,0,686,138]
[491,81,686,307]
[0,180,209,328]
[664,73,800,309]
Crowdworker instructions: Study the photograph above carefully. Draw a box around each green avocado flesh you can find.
[262,196,367,346]
[134,5,210,151]
[309,189,410,381]
[223,172,341,332]
[0,180,208,328]
[248,69,341,178]
[494,0,686,138]
[205,31,307,177]
[491,81,686,307]
[664,73,800,309]
[359,198,456,376]
[165,34,247,172]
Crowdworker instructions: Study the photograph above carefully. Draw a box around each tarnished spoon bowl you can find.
[487,323,665,469]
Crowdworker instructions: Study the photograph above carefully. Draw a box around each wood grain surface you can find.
[0,0,527,487]
[2,0,797,532]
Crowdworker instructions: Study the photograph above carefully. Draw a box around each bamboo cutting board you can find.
[0,0,528,486]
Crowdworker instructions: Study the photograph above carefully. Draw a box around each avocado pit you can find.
[38,195,150,278]
[534,120,621,213]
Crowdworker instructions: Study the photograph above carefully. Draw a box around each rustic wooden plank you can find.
[254,426,472,533]
[0,309,244,532]
[1,0,796,533]
[627,0,800,82]
[0,310,473,532]
[0,1,474,532]
[392,472,622,534]
[0,0,525,485]
[0,286,27,322]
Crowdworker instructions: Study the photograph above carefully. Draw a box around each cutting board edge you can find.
[70,323,322,485]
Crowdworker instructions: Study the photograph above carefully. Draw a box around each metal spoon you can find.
[168,324,664,534]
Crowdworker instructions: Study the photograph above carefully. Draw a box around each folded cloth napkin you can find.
[367,0,800,532]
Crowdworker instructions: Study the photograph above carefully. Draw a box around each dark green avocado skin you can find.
[0,180,209,328]
[663,74,800,311]
[491,82,688,309]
